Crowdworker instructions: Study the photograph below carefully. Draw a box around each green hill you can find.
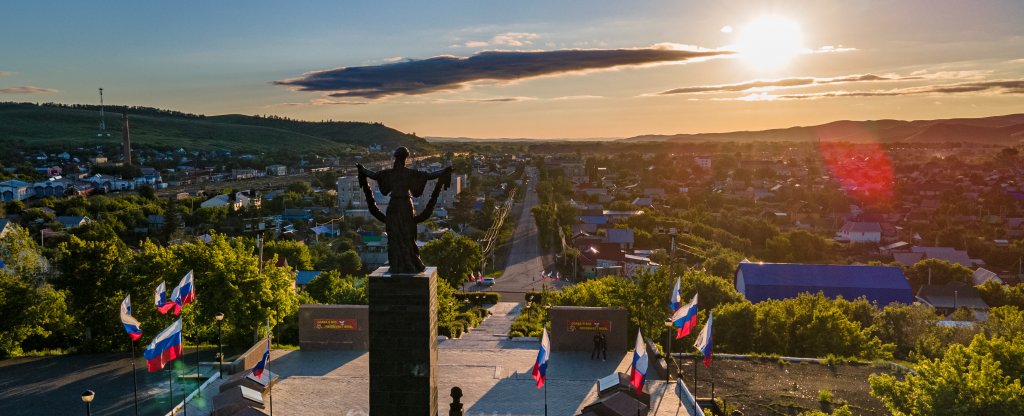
[0,102,431,153]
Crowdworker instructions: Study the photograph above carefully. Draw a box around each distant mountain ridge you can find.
[620,113,1024,144]
[0,102,431,153]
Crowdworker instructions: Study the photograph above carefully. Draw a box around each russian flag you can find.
[629,330,648,394]
[694,312,713,368]
[144,319,182,372]
[251,336,271,379]
[154,282,175,314]
[670,293,699,339]
[669,276,682,311]
[170,270,195,316]
[120,295,142,341]
[531,328,550,388]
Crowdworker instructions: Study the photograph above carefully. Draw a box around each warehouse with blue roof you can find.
[735,262,913,305]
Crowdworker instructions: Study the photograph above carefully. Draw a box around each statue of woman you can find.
[357,147,453,274]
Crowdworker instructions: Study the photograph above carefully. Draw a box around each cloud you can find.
[0,71,15,77]
[275,44,731,99]
[811,45,857,54]
[716,79,1024,101]
[551,95,605,101]
[0,85,58,94]
[434,96,537,103]
[455,32,541,48]
[658,73,922,95]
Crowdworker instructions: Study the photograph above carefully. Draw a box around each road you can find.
[472,167,569,302]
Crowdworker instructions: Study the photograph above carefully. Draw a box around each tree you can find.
[305,271,367,305]
[0,225,74,357]
[170,234,298,346]
[53,235,134,351]
[871,303,941,359]
[906,259,972,286]
[870,335,1024,415]
[421,232,483,287]
[263,239,313,270]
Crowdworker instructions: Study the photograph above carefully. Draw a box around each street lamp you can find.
[81,390,95,416]
[215,312,225,377]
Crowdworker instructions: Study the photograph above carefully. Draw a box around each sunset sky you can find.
[2,0,1023,138]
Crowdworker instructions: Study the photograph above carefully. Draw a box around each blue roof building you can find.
[735,262,913,305]
[295,271,323,287]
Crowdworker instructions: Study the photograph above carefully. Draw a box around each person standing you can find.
[598,331,608,361]
[592,331,603,360]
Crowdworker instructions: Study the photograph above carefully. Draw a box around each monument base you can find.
[368,266,438,416]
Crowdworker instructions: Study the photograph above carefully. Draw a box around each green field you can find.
[0,103,431,153]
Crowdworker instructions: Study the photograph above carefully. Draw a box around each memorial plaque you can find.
[567,319,611,332]
[313,318,357,330]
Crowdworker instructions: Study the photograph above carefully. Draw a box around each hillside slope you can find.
[0,103,430,153]
[623,113,1024,144]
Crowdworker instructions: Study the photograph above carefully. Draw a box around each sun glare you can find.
[734,16,804,69]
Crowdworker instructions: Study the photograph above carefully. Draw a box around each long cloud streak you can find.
[276,45,730,99]
[659,73,921,95]
[722,79,1024,101]
[0,86,58,94]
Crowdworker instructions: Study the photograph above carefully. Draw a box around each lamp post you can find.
[81,390,95,416]
[215,312,225,377]
[664,319,674,382]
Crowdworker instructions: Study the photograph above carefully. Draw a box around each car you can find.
[478,277,496,287]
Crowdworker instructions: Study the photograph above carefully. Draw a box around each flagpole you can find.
[267,317,273,416]
[543,381,548,416]
[182,361,187,416]
[168,368,173,414]
[130,339,139,416]
[693,355,698,399]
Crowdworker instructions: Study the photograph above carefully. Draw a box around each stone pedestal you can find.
[368,266,438,415]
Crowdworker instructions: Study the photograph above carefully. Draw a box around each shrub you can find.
[454,291,500,305]
[509,330,524,338]
[818,389,832,404]
[458,311,481,328]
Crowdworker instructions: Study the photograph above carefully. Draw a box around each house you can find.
[916,284,990,320]
[0,219,10,239]
[835,222,882,243]
[0,180,33,202]
[735,262,913,305]
[283,209,313,221]
[604,228,635,250]
[266,164,288,176]
[56,216,91,229]
[971,268,1002,286]
[694,156,712,169]
[357,231,388,270]
[200,194,235,209]
[295,271,323,288]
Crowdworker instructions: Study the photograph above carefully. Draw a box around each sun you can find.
[734,16,804,69]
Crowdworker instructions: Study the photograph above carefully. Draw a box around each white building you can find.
[695,156,712,169]
[836,221,882,243]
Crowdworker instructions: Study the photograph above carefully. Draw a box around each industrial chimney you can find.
[121,113,132,165]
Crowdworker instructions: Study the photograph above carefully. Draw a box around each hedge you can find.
[455,291,501,305]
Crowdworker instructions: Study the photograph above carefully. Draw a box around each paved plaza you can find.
[267,302,693,416]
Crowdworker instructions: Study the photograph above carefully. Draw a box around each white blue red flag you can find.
[120,295,142,341]
[629,330,648,394]
[670,293,699,339]
[669,276,682,311]
[154,281,174,314]
[251,336,271,379]
[169,270,195,316]
[532,328,550,388]
[694,312,714,368]
[144,318,182,372]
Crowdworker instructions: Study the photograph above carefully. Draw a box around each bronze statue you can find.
[357,147,453,274]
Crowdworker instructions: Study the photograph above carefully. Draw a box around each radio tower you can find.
[97,88,110,137]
